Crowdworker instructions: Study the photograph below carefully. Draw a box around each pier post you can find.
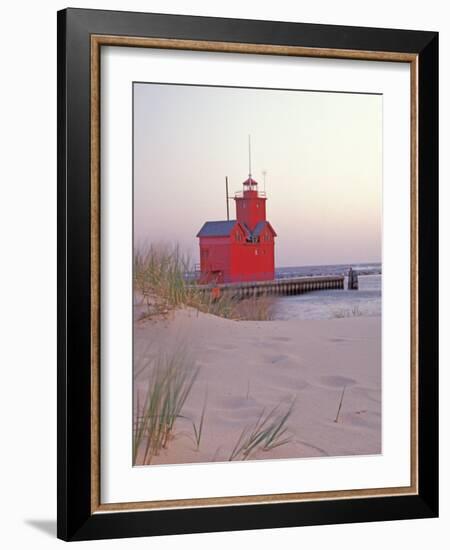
[348,267,359,290]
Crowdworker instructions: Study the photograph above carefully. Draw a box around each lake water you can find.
[272,263,381,320]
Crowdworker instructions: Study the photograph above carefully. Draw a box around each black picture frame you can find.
[57,7,438,542]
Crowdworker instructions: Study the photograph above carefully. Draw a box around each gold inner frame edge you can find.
[89,34,419,514]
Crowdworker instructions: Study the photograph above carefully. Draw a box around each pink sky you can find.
[134,83,382,267]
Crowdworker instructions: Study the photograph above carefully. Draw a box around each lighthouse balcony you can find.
[234,190,266,198]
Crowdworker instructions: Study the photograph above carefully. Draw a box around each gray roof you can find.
[197,219,276,238]
[252,221,277,237]
[242,224,252,238]
[197,220,238,237]
[252,221,267,237]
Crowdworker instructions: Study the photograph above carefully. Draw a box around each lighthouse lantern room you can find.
[197,140,277,284]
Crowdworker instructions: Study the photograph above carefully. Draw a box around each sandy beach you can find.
[134,305,381,466]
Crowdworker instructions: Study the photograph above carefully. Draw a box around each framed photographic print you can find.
[57,8,438,541]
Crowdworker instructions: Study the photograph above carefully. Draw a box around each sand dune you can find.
[134,306,381,466]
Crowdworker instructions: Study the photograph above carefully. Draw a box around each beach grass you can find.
[133,345,200,465]
[192,389,208,450]
[134,243,273,321]
[229,295,275,321]
[331,305,363,318]
[229,397,296,461]
[134,244,196,311]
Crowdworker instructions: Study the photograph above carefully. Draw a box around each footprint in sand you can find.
[296,439,329,457]
[320,375,357,388]
[263,371,310,391]
[218,344,238,351]
[216,394,259,411]
[269,354,290,364]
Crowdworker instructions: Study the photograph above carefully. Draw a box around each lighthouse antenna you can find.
[225,176,230,221]
[248,134,252,178]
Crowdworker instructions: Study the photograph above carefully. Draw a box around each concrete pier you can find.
[190,275,344,299]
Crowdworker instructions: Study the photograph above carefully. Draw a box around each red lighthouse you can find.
[197,143,276,284]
